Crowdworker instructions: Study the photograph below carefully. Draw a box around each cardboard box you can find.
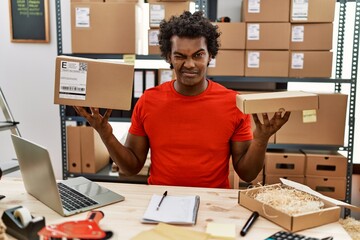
[306,176,346,200]
[289,51,333,78]
[265,150,305,175]
[71,1,138,54]
[80,127,110,174]
[238,179,342,232]
[207,50,245,76]
[214,22,245,50]
[290,0,336,23]
[149,2,193,28]
[236,91,319,114]
[246,23,290,50]
[148,29,161,55]
[265,175,305,185]
[290,23,333,50]
[304,150,347,178]
[54,55,134,110]
[276,93,348,146]
[245,50,289,77]
[242,0,290,22]
[66,126,82,173]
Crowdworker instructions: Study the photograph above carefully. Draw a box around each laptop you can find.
[11,134,125,216]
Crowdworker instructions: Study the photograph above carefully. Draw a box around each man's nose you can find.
[183,57,195,68]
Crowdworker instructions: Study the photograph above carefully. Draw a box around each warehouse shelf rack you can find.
[56,0,358,214]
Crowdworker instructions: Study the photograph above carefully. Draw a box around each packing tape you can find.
[13,207,32,227]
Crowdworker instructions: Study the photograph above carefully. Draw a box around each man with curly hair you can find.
[74,11,290,188]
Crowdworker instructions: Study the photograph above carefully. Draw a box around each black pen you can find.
[156,191,167,211]
[240,211,259,236]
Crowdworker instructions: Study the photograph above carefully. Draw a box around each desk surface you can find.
[0,177,351,240]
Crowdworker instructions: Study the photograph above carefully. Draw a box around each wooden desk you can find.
[0,177,351,239]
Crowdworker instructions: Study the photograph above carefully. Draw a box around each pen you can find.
[240,211,259,236]
[156,191,167,211]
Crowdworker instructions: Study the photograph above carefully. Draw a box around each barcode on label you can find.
[79,62,87,72]
[61,86,85,92]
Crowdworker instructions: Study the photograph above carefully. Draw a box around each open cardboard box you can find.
[238,178,359,232]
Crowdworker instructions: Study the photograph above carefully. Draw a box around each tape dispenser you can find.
[1,206,45,240]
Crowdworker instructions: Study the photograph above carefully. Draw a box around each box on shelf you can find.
[276,93,348,146]
[71,1,139,54]
[245,50,289,77]
[305,176,346,200]
[214,22,245,50]
[303,150,347,178]
[289,51,333,78]
[264,175,305,185]
[66,126,82,173]
[80,127,110,174]
[149,1,193,28]
[241,0,290,22]
[207,50,245,76]
[290,23,333,50]
[148,29,161,55]
[236,91,319,114]
[265,150,305,175]
[54,55,134,110]
[290,0,336,23]
[246,23,290,50]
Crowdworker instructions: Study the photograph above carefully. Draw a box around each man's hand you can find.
[252,111,291,143]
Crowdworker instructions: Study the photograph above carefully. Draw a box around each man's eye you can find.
[194,52,205,58]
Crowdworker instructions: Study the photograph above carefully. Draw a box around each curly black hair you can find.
[158,11,221,60]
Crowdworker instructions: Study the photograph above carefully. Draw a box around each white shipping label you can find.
[149,30,160,46]
[303,109,317,123]
[292,0,308,21]
[208,58,216,68]
[59,61,88,100]
[150,5,165,27]
[291,53,304,69]
[247,24,260,40]
[75,7,90,28]
[248,0,260,13]
[247,52,260,68]
[292,25,304,42]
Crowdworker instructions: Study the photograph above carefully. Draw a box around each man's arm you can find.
[73,106,149,176]
[232,111,291,182]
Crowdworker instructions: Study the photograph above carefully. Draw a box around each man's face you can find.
[169,36,211,87]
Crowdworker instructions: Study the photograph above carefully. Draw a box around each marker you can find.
[156,191,167,211]
[240,211,259,236]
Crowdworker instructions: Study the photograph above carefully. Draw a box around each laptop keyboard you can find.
[58,182,99,212]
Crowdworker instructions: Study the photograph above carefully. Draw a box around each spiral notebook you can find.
[142,194,200,225]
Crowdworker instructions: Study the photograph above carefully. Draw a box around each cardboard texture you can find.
[290,0,336,23]
[236,91,319,114]
[276,93,348,146]
[246,23,291,50]
[80,127,110,174]
[303,150,347,178]
[54,55,134,110]
[66,126,82,173]
[306,176,346,200]
[290,23,333,50]
[265,150,305,175]
[289,51,333,78]
[214,22,245,50]
[245,50,289,77]
[207,50,245,76]
[242,0,290,22]
[265,175,305,185]
[149,2,192,28]
[71,1,137,54]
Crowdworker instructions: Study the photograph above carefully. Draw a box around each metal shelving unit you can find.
[55,0,358,211]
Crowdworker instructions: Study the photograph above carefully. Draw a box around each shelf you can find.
[208,76,353,84]
[62,53,163,60]
[65,116,131,122]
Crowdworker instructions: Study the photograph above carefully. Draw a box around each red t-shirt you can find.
[129,80,253,188]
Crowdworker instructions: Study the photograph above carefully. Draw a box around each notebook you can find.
[11,134,125,217]
[142,193,200,225]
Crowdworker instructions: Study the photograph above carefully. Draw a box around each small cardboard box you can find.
[304,150,347,178]
[289,51,333,78]
[207,50,245,76]
[214,22,245,50]
[290,23,333,50]
[290,0,336,23]
[54,55,134,110]
[148,29,161,55]
[265,150,305,175]
[238,179,360,232]
[149,1,193,28]
[80,127,110,174]
[245,50,289,77]
[246,23,290,50]
[306,176,346,200]
[236,91,319,114]
[66,126,82,173]
[242,0,290,22]
[265,175,305,185]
